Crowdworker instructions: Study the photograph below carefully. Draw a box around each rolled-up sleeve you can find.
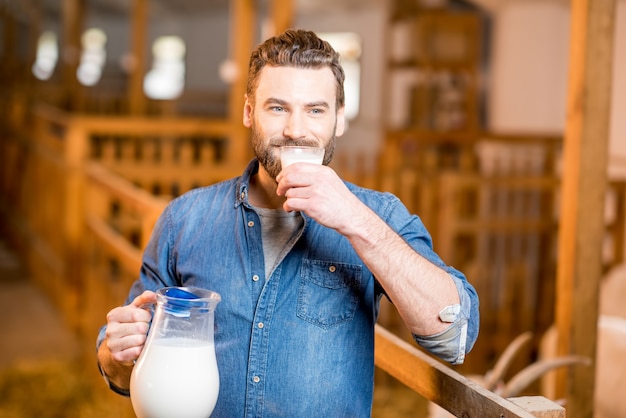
[412,273,477,365]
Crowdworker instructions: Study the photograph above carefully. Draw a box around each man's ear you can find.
[335,106,346,137]
[243,94,252,128]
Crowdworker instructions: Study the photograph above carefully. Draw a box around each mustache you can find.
[270,139,321,148]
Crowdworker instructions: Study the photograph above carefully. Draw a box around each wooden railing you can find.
[0,102,248,326]
[0,99,611,416]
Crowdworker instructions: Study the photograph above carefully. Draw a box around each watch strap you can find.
[97,360,131,397]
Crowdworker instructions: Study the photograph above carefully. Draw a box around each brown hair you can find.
[246,29,345,109]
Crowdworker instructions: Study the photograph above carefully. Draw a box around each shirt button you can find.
[252,274,260,282]
[248,221,255,227]
[258,322,264,329]
[253,376,260,383]
[329,265,336,273]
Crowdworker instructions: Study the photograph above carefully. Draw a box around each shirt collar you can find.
[235,159,260,208]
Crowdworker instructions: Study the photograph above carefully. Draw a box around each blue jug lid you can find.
[161,287,207,317]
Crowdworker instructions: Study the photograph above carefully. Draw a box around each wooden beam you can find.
[508,397,566,418]
[227,0,256,166]
[554,0,616,416]
[61,0,85,111]
[1,7,18,82]
[22,0,42,81]
[269,0,294,36]
[128,0,148,115]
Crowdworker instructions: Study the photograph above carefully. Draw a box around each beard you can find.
[250,120,337,181]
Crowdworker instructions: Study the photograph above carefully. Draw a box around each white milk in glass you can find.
[280,146,324,167]
[130,338,219,418]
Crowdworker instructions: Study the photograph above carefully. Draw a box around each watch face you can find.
[438,304,460,323]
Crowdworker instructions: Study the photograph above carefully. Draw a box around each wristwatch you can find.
[438,304,461,323]
[97,360,131,397]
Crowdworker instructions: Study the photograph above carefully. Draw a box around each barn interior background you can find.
[1,0,625,416]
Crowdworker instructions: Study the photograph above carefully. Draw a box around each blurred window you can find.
[144,36,186,100]
[32,31,58,80]
[77,28,107,86]
[317,32,362,121]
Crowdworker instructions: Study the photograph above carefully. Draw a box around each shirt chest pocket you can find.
[297,259,362,329]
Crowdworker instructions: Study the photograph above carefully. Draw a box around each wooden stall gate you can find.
[367,133,624,378]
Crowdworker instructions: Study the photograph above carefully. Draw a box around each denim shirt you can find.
[98,159,479,417]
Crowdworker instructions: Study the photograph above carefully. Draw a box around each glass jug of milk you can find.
[130,287,221,418]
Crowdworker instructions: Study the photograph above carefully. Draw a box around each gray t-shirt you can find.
[253,207,303,278]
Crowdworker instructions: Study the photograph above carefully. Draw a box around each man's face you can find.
[243,66,346,180]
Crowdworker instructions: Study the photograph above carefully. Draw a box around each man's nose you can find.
[283,111,307,139]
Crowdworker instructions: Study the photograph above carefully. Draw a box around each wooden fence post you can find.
[63,121,88,328]
[555,0,616,415]
[227,0,255,166]
[129,0,148,115]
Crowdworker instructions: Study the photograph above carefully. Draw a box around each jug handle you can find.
[138,302,156,336]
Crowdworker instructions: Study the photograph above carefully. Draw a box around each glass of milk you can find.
[130,287,221,418]
[280,145,325,168]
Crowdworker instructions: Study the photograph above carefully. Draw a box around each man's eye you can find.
[271,106,285,112]
[310,108,324,115]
